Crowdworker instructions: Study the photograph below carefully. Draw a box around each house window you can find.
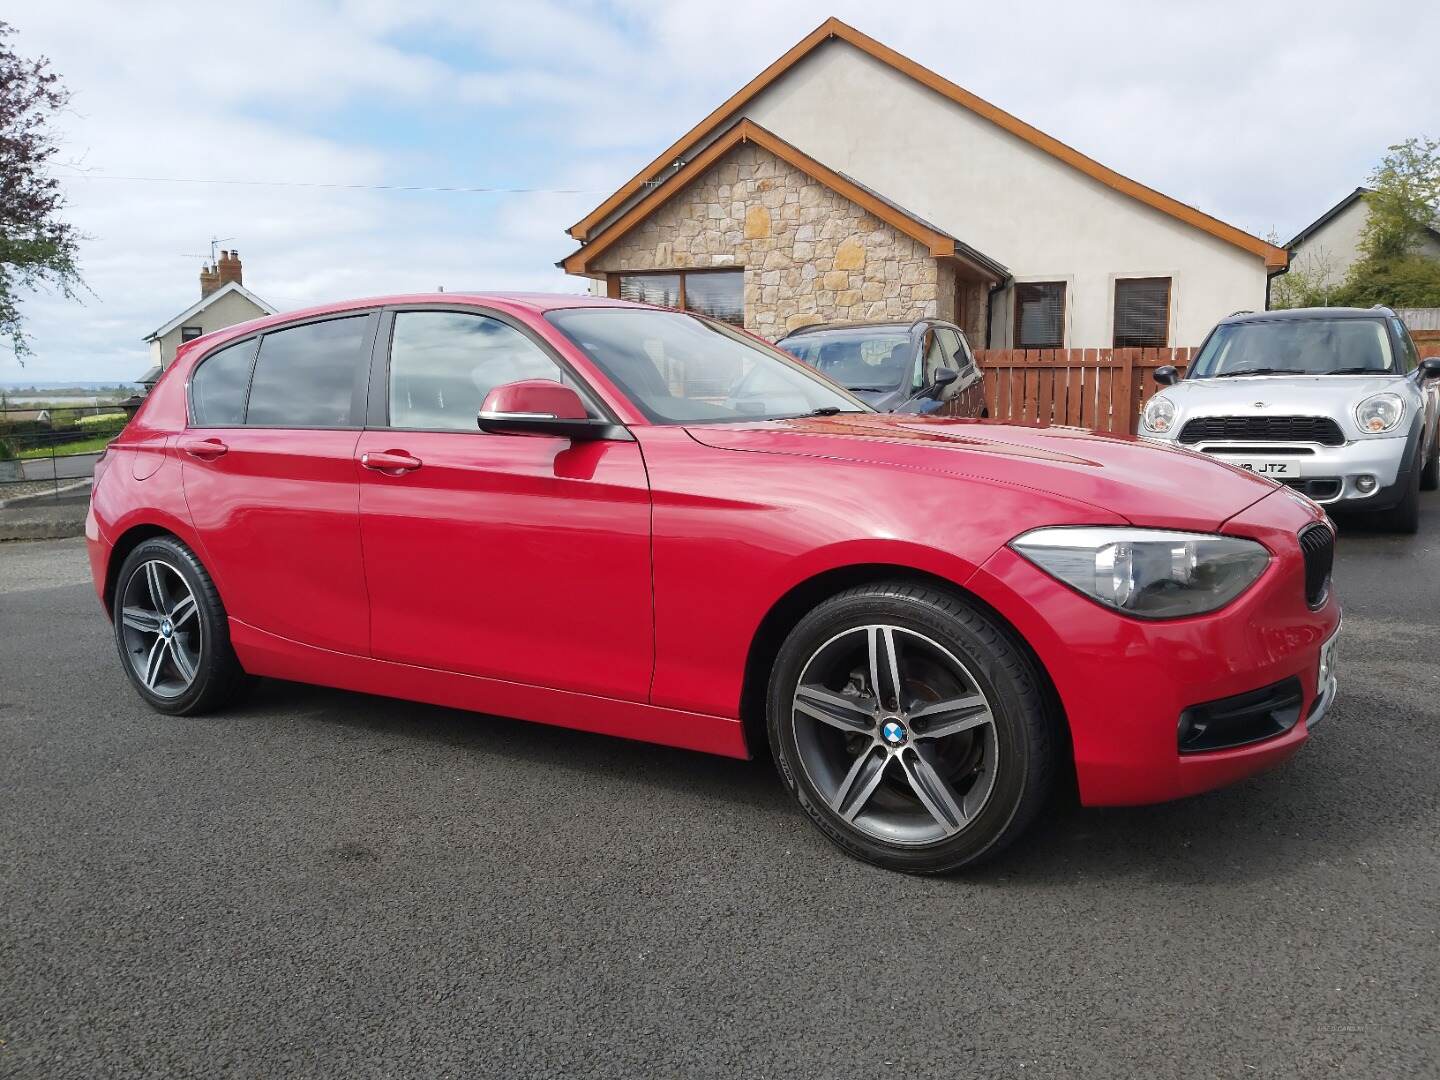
[1114,277,1171,348]
[1013,282,1065,349]
[180,326,204,342]
[616,270,744,326]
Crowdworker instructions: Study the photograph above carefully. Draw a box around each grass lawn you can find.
[15,433,120,459]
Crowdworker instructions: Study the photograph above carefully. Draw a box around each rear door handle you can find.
[360,450,422,475]
[179,437,228,461]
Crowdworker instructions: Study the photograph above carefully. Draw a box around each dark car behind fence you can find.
[0,402,137,500]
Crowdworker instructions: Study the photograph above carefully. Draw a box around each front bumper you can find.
[965,489,1340,806]
[1141,432,1408,507]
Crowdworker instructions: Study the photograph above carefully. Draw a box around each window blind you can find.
[1014,282,1065,349]
[1114,278,1171,348]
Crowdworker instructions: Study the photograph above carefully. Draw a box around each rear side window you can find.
[246,316,370,427]
[190,339,256,426]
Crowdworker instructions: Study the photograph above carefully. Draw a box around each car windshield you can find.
[545,307,871,424]
[778,329,914,391]
[1188,318,1396,378]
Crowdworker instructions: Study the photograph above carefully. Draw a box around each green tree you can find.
[1334,137,1440,308]
[0,20,83,361]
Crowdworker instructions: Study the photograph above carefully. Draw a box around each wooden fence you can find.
[974,343,1440,434]
[974,348,1193,434]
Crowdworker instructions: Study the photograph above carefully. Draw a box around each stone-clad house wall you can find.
[588,142,954,340]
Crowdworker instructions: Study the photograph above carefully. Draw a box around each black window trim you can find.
[367,303,631,439]
[186,308,381,431]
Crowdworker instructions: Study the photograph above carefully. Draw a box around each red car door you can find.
[354,307,653,702]
[180,313,376,655]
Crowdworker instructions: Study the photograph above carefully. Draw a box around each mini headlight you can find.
[1010,527,1270,619]
[1355,393,1403,434]
[1141,395,1176,434]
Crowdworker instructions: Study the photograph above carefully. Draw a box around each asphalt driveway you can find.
[1,500,1437,1079]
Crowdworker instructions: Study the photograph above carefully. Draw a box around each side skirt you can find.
[229,619,750,760]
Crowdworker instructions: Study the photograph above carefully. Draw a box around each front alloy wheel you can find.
[792,625,999,845]
[768,582,1056,873]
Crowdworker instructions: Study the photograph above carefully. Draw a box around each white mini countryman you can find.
[1140,307,1440,532]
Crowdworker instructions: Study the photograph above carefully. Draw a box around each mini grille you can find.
[1178,416,1345,446]
[1298,522,1335,608]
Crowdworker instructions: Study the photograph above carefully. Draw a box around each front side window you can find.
[618,270,744,327]
[388,311,584,431]
[246,316,370,426]
[189,338,256,426]
[940,328,974,373]
[1114,277,1171,348]
[546,308,867,425]
[1390,318,1418,374]
[1188,318,1396,378]
[1014,282,1065,349]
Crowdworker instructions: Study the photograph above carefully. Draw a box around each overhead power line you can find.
[61,171,603,195]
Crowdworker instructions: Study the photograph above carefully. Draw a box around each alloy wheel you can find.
[791,624,999,845]
[119,560,201,699]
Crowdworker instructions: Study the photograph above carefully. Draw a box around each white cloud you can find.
[3,0,1438,382]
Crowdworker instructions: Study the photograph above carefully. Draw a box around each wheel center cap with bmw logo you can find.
[881,719,908,746]
[160,619,173,639]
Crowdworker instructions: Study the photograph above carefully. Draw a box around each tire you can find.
[112,536,250,715]
[1421,433,1438,492]
[766,581,1057,874]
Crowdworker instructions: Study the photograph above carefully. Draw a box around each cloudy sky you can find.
[4,0,1438,384]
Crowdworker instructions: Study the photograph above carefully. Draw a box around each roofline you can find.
[566,17,1288,271]
[561,119,1007,277]
[1285,187,1372,250]
[1285,185,1440,250]
[143,281,278,342]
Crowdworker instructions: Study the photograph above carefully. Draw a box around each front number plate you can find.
[1228,459,1303,477]
[1318,630,1339,696]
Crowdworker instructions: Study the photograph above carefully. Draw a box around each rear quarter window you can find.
[189,338,257,426]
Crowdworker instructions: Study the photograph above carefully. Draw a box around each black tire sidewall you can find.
[113,537,228,715]
[767,584,1049,873]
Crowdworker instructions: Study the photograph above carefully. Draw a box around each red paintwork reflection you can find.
[86,292,1339,804]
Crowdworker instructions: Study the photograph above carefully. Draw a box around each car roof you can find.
[778,319,949,340]
[1220,306,1395,325]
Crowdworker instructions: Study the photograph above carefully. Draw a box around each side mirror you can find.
[478,380,622,440]
[1153,365,1180,386]
[925,367,960,398]
[1418,357,1440,380]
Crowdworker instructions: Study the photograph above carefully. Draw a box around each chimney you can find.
[199,261,220,297]
[217,249,243,288]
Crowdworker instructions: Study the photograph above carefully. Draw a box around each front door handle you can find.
[179,437,228,460]
[360,450,423,475]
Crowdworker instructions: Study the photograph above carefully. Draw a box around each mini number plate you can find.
[1228,459,1304,477]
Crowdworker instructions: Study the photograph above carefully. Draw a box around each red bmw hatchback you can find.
[88,293,1340,873]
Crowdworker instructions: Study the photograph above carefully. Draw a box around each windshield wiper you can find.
[844,386,893,393]
[1212,367,1285,377]
[1325,367,1388,375]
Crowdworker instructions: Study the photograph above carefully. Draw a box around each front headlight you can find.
[1011,527,1270,619]
[1141,395,1176,434]
[1355,393,1404,434]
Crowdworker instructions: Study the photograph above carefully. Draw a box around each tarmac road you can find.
[1,500,1437,1079]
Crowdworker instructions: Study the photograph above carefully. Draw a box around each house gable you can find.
[585,136,962,338]
[569,18,1285,272]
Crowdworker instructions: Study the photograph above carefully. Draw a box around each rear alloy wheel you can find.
[113,536,249,715]
[768,582,1056,873]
